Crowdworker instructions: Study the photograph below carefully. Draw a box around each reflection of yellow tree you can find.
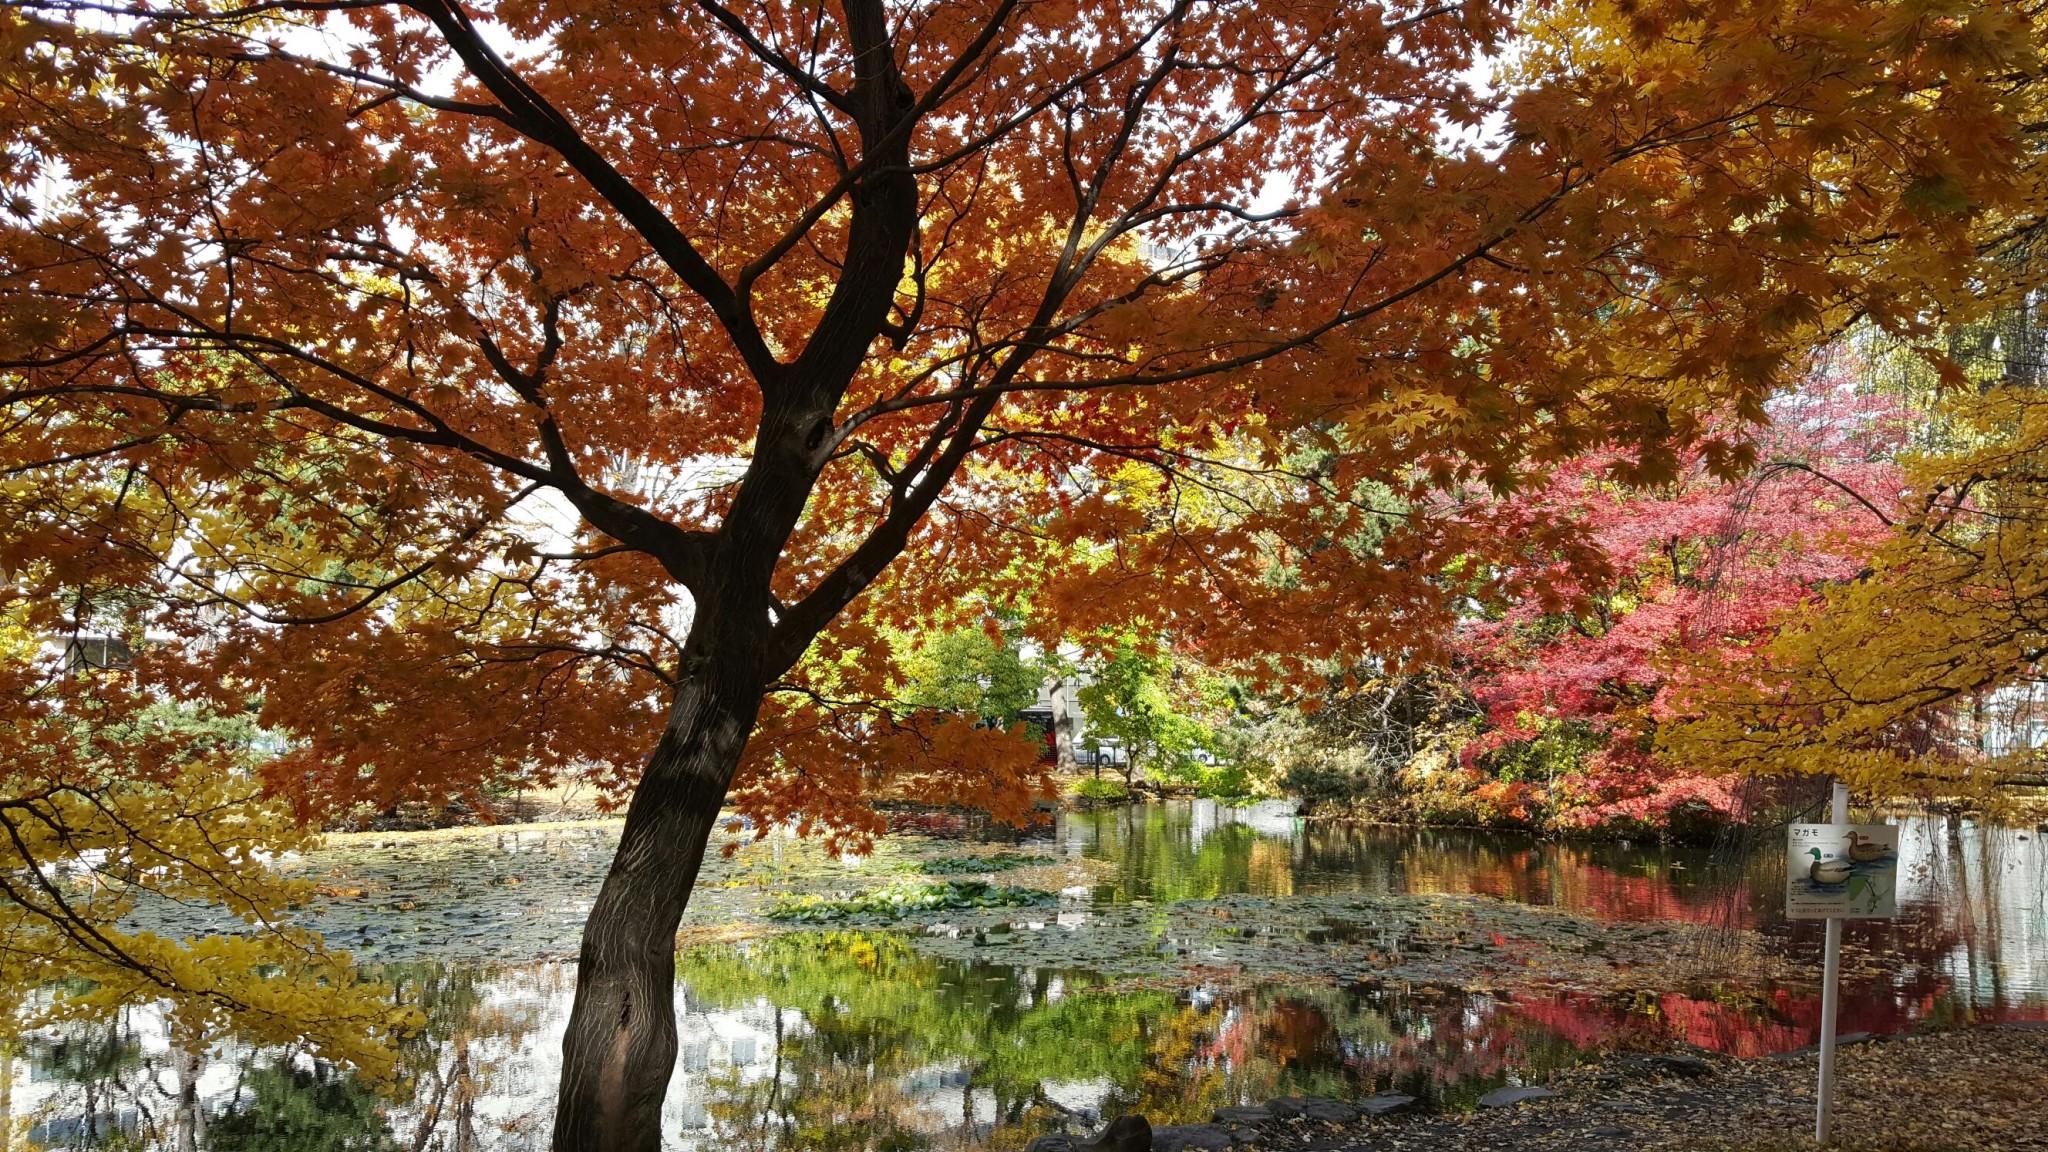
[707,1060,932,1152]
[1245,841,1295,899]
[1133,1004,1227,1125]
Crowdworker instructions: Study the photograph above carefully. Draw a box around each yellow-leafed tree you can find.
[1665,262,2048,800]
[0,623,416,1077]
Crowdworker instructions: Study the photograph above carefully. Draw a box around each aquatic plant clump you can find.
[904,853,1056,875]
[766,880,1057,923]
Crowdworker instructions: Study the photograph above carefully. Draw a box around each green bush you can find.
[765,880,1054,923]
[206,1062,394,1152]
[1483,717,1604,784]
[1071,777,1130,802]
[1193,763,1255,801]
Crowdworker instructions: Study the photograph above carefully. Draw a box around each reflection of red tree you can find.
[1504,994,1640,1050]
[1507,977,2048,1061]
[1315,997,1550,1087]
[1397,840,1760,928]
[1182,900,2048,1096]
[1544,862,1757,928]
[1197,994,1537,1088]
[1207,1007,1256,1070]
[1508,993,1810,1058]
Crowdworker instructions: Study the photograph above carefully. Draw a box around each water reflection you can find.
[1063,804,2048,1053]
[1068,803,2048,1007]
[13,943,1593,1151]
[12,806,2045,1149]
[1065,802,1757,918]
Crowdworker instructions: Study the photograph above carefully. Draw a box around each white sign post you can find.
[1786,785,1900,1145]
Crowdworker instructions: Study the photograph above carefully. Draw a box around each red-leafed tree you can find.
[1458,358,1910,831]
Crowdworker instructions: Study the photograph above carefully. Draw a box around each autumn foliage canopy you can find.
[2,0,2036,822]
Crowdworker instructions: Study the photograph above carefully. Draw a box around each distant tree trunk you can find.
[172,1023,204,1152]
[1050,679,1079,774]
[2,1044,13,1152]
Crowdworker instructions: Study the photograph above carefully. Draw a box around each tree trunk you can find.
[546,15,919,1127]
[450,1033,476,1152]
[1050,677,1079,774]
[2,1044,13,1152]
[172,1022,204,1152]
[551,668,762,1152]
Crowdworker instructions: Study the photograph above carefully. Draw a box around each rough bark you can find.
[172,1025,204,1152]
[550,660,763,1152]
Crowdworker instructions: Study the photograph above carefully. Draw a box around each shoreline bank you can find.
[1034,1021,2048,1152]
[319,790,2048,847]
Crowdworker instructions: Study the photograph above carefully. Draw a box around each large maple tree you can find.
[1,0,2039,1145]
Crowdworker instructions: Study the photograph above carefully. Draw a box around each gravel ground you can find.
[1041,1023,2048,1152]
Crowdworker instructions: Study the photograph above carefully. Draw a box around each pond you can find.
[14,803,2046,1150]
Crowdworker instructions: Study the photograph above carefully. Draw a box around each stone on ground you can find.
[1026,1114,1153,1152]
[1478,1085,1558,1108]
[1359,1093,1416,1116]
[1265,1096,1358,1121]
[1152,1123,1235,1151]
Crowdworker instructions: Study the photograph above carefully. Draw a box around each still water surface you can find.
[17,803,2046,1150]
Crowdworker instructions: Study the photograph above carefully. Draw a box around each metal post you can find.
[1816,781,1849,1144]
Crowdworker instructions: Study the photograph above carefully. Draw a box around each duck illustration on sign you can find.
[1787,823,1899,919]
[1805,848,1854,885]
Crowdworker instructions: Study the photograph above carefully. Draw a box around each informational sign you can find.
[1786,822,1899,919]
